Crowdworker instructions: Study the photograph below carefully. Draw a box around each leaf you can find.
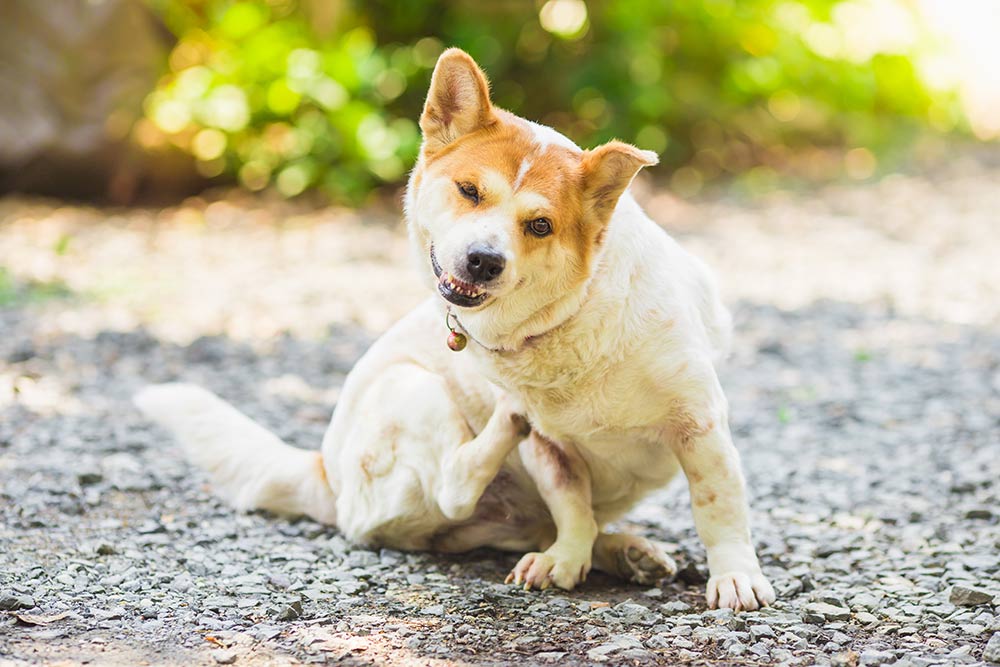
[14,611,71,625]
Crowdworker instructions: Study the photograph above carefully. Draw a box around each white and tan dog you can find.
[136,49,775,610]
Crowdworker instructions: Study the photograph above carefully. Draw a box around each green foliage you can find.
[143,0,961,201]
[0,267,72,307]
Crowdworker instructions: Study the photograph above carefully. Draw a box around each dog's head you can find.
[405,49,657,344]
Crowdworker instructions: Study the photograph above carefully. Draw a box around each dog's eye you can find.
[456,182,479,205]
[527,218,553,237]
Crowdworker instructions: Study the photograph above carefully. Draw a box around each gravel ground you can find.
[1,152,999,666]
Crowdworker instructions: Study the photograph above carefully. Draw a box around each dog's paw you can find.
[505,550,589,591]
[706,570,775,611]
[613,537,677,586]
[495,393,531,438]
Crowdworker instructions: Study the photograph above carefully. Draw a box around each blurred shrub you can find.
[142,0,962,200]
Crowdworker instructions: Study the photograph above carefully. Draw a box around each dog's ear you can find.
[581,141,658,219]
[420,48,495,155]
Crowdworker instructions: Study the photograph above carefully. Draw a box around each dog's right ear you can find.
[420,48,495,155]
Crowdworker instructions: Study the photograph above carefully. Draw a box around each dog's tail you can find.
[133,383,337,525]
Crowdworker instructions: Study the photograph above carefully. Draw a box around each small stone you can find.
[213,650,238,664]
[534,652,567,661]
[983,632,1000,664]
[780,633,808,650]
[855,612,879,625]
[726,641,747,656]
[660,600,692,614]
[0,593,35,610]
[950,585,994,606]
[621,648,655,661]
[819,594,849,608]
[750,624,776,640]
[859,649,894,666]
[703,607,735,623]
[615,602,657,626]
[276,601,303,621]
[421,604,445,616]
[961,623,986,636]
[831,650,859,667]
[78,471,103,486]
[805,602,852,622]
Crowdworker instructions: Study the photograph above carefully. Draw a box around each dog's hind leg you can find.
[435,393,532,521]
[591,533,677,585]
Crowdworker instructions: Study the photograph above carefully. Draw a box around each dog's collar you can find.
[446,293,583,354]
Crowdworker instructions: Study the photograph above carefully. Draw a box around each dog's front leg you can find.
[673,420,775,611]
[506,433,597,591]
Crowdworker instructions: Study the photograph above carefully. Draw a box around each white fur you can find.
[525,119,581,153]
[133,384,337,524]
[512,158,532,191]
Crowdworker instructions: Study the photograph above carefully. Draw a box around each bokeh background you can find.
[3,0,1000,204]
[3,3,1000,665]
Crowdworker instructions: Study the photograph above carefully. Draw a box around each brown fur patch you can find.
[693,489,718,507]
[315,452,327,484]
[531,433,578,486]
[675,415,716,448]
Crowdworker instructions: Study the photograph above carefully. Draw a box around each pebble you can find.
[0,592,35,610]
[983,632,1000,664]
[660,600,691,614]
[860,649,895,666]
[213,650,238,664]
[950,585,994,606]
[275,601,302,622]
[805,602,853,622]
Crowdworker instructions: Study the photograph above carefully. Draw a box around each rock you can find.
[615,602,658,626]
[831,650,859,667]
[276,601,303,621]
[983,632,1000,664]
[213,650,238,664]
[805,602,853,622]
[961,623,986,636]
[859,649,895,666]
[950,585,994,606]
[660,600,692,614]
[78,471,103,486]
[534,652,567,661]
[750,624,776,640]
[421,604,445,616]
[0,593,35,610]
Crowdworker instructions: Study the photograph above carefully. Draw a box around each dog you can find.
[135,48,775,611]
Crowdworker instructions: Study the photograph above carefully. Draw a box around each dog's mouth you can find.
[430,247,489,308]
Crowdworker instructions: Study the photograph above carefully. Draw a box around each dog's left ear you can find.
[581,141,658,219]
[420,48,496,155]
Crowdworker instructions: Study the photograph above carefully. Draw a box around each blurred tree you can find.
[6,0,966,202]
[0,0,200,202]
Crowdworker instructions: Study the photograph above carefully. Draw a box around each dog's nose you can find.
[466,244,506,282]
